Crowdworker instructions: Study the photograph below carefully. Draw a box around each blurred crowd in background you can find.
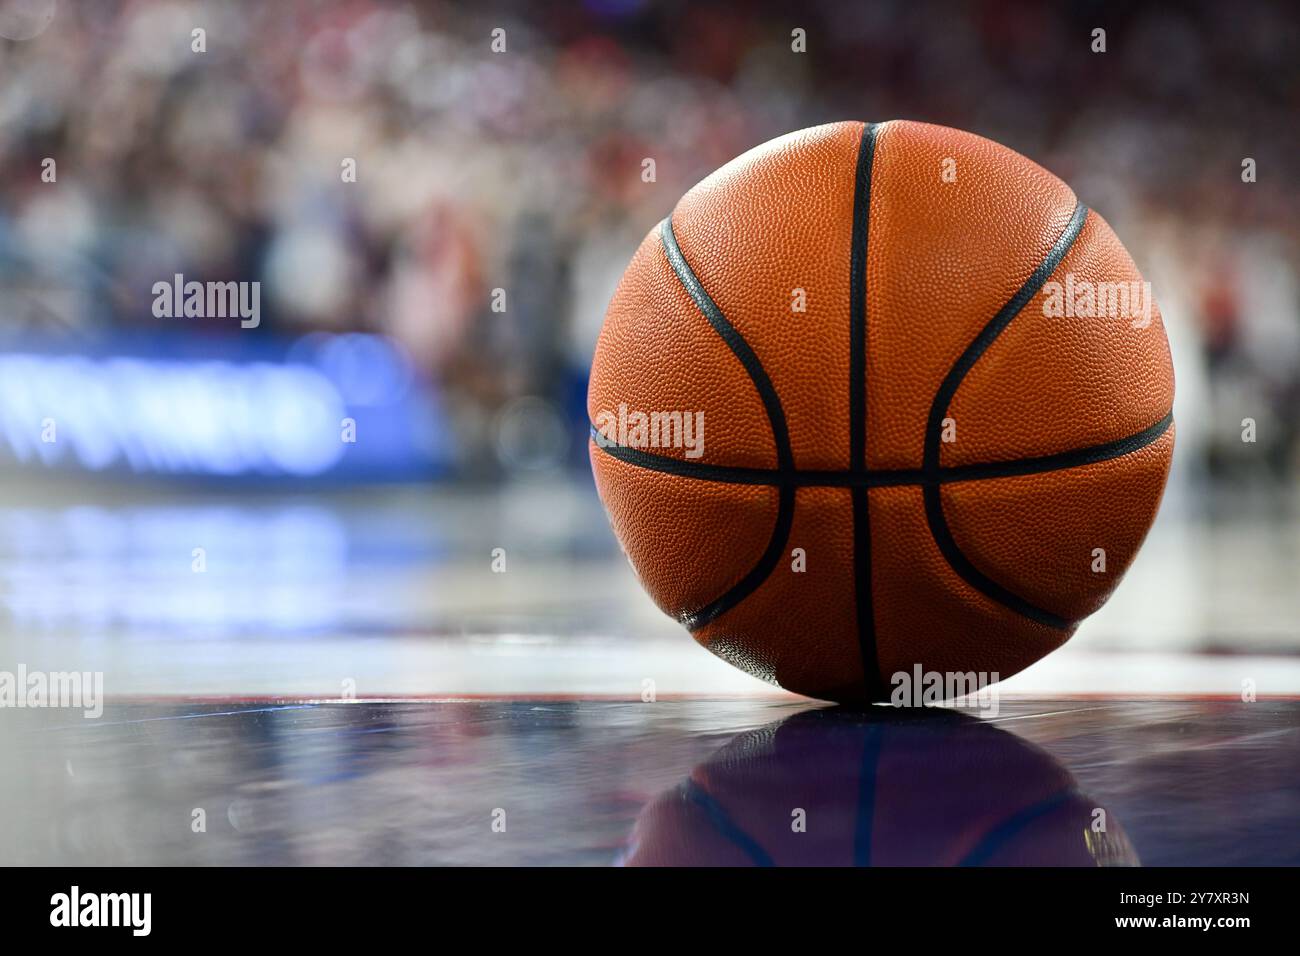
[0,0,1296,493]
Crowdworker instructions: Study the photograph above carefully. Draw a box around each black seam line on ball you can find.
[956,787,1079,866]
[853,722,885,866]
[681,780,775,866]
[850,122,882,702]
[659,215,795,631]
[922,201,1090,632]
[588,409,1171,489]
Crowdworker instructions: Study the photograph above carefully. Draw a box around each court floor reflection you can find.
[0,698,1294,865]
[623,707,1138,866]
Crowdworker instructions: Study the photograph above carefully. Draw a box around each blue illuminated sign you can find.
[0,333,452,482]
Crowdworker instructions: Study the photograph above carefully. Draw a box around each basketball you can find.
[588,120,1175,703]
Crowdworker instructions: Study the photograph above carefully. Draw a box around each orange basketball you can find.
[588,120,1174,703]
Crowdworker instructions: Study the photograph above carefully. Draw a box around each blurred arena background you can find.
[0,0,1296,698]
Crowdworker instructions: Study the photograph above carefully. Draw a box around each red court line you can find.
[79,692,1300,704]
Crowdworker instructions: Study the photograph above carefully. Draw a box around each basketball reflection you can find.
[623,707,1138,866]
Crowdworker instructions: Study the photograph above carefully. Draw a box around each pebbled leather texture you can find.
[588,119,1175,703]
[693,485,864,701]
[590,452,778,620]
[590,229,777,469]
